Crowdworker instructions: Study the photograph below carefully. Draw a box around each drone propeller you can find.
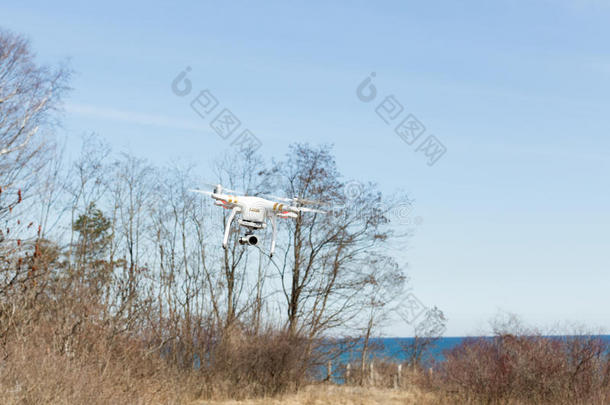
[264,194,328,206]
[200,182,245,195]
[264,194,292,203]
[297,206,327,214]
[301,198,330,206]
[189,188,213,195]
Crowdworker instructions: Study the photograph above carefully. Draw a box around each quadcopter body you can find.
[190,184,325,257]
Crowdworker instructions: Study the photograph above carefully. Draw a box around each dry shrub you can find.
[438,333,609,404]
[0,301,200,404]
[0,250,317,404]
[0,296,316,404]
[201,327,310,399]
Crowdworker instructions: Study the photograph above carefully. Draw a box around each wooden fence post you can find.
[346,363,351,384]
[396,364,402,388]
[327,360,332,383]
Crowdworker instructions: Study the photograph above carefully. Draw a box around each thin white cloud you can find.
[66,103,208,132]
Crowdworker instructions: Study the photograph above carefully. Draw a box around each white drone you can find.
[190,184,327,257]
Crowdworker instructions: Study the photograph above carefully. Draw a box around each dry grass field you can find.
[193,385,441,405]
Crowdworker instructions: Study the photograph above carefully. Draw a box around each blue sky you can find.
[2,0,609,336]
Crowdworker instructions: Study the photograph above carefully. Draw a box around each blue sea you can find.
[336,335,610,364]
[323,335,610,382]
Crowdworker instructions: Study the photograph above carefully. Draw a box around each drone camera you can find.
[239,235,258,246]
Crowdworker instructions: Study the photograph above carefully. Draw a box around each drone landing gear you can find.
[222,207,240,250]
[269,214,277,258]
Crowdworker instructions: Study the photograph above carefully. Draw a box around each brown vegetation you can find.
[436,332,610,404]
[195,384,440,405]
[334,318,609,404]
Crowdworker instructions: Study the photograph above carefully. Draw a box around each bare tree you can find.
[269,144,404,352]
[357,254,406,384]
[108,153,155,319]
[0,29,69,220]
[0,29,69,304]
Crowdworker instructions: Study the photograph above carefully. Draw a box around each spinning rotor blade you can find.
[201,182,245,195]
[297,197,329,206]
[297,206,327,214]
[264,194,328,206]
[264,194,293,203]
[189,189,213,195]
